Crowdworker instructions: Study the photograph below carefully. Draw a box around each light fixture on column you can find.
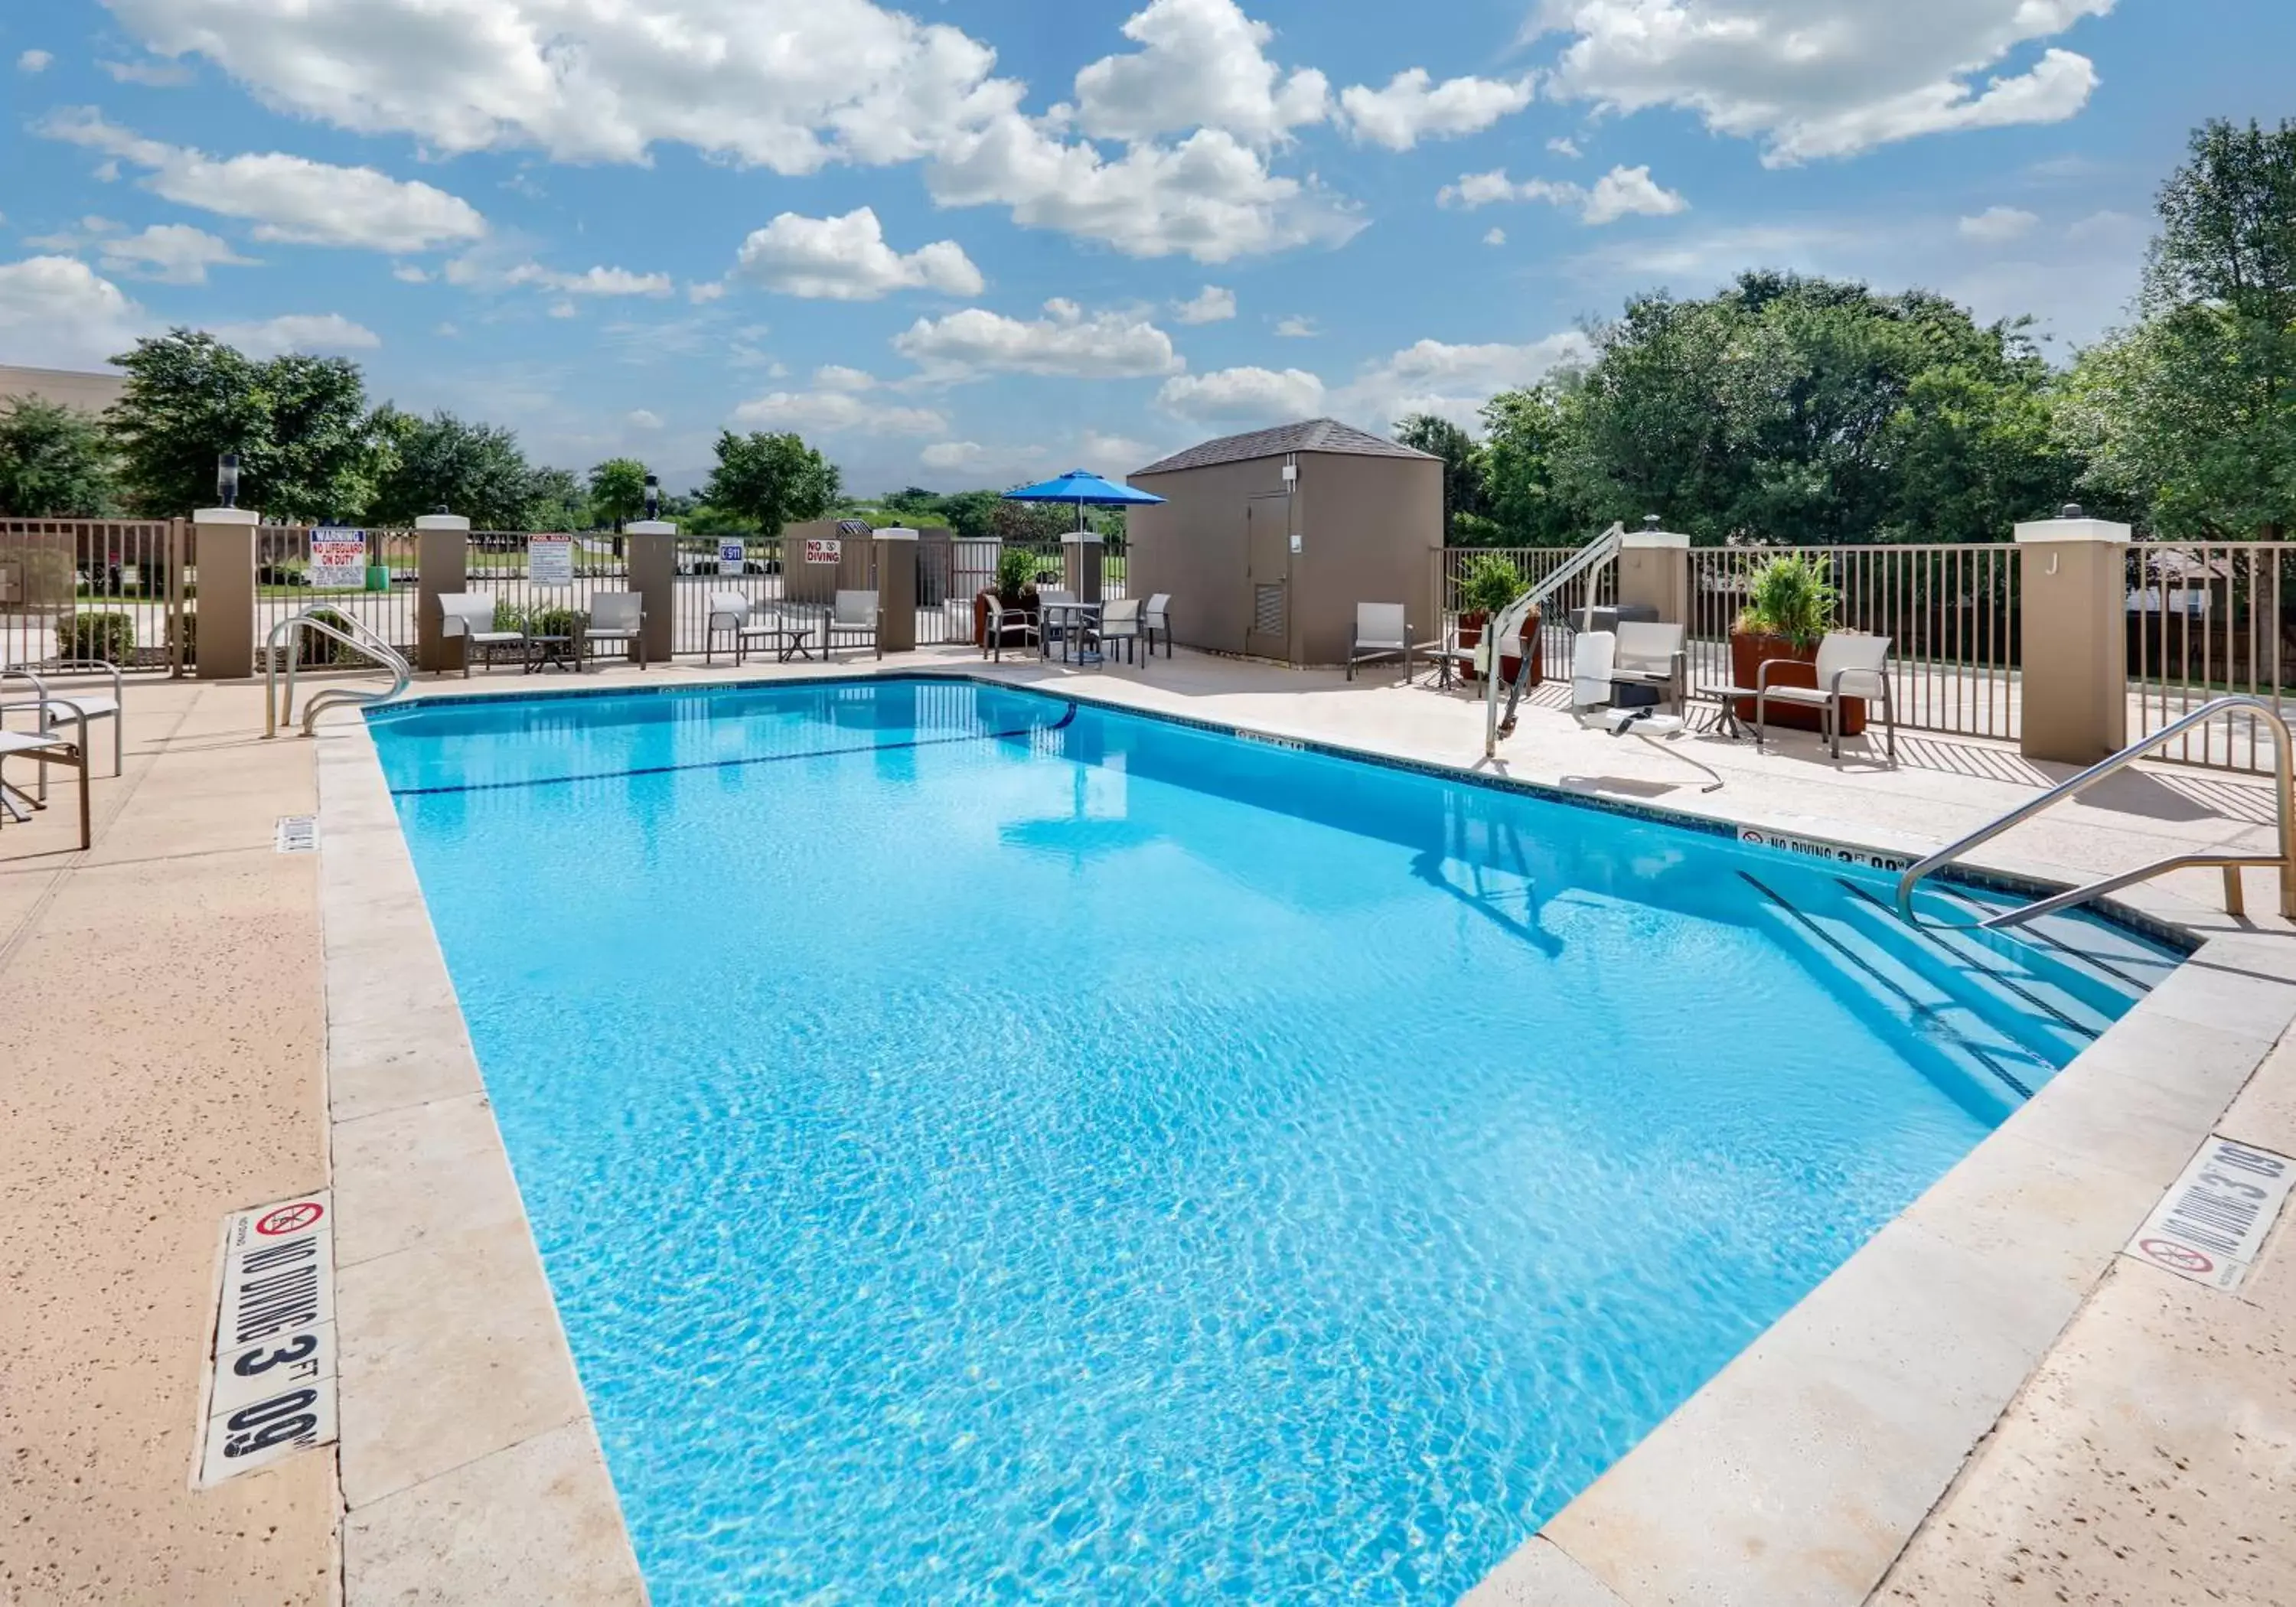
[644,473,660,522]
[217,452,240,509]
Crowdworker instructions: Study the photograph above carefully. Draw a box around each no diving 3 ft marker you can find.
[197,1192,339,1485]
[2123,1137,2296,1293]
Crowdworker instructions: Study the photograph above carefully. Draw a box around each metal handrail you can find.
[1896,695,2296,931]
[264,608,411,738]
[1486,521,1624,757]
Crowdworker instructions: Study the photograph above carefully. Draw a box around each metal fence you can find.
[2128,540,2291,772]
[1688,543,2022,741]
[2,517,186,674]
[1433,545,1617,676]
[252,526,421,666]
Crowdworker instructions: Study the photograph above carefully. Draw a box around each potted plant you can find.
[1729,553,1861,734]
[974,546,1040,648]
[1453,553,1541,686]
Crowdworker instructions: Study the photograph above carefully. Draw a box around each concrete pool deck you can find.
[3,647,2291,1605]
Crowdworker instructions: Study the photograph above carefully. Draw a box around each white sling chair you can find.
[1573,631,1722,793]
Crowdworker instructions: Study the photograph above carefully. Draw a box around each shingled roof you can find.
[1133,418,1439,476]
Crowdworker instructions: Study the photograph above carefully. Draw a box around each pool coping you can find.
[324,664,2296,1606]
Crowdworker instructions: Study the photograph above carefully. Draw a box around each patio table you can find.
[523,634,579,674]
[1040,600,1103,665]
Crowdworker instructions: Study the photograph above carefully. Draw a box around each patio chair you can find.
[706,592,814,666]
[438,592,525,676]
[1347,602,1413,681]
[0,729,92,849]
[1036,588,1078,657]
[1088,597,1144,666]
[979,595,1042,663]
[581,591,647,670]
[1752,631,1896,761]
[824,589,880,660]
[1143,593,1174,658]
[1572,631,1722,793]
[1609,622,1687,712]
[2,663,123,805]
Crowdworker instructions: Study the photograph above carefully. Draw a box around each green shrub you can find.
[1458,553,1528,618]
[529,606,582,637]
[1735,553,1837,648]
[58,611,135,663]
[993,545,1035,601]
[168,609,197,667]
[295,606,365,665]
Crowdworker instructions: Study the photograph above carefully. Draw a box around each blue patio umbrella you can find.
[1000,469,1165,531]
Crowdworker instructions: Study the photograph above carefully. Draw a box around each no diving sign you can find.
[2123,1136,2295,1292]
[197,1191,338,1485]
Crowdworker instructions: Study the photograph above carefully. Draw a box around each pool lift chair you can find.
[1570,629,1723,794]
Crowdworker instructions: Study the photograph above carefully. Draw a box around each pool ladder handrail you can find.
[264,607,413,738]
[1484,520,1626,758]
[1894,694,2296,931]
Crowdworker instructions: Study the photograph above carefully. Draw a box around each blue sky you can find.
[1,0,2287,495]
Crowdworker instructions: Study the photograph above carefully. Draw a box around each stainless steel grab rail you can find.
[1484,521,1625,758]
[1895,695,2296,930]
[264,608,412,738]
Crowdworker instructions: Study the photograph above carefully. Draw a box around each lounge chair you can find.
[1751,631,1896,760]
[0,729,92,848]
[438,592,524,676]
[979,595,1041,663]
[1572,631,1722,793]
[706,592,814,665]
[1088,598,1143,666]
[1347,602,1413,681]
[824,589,880,660]
[581,592,647,670]
[1143,593,1174,658]
[2,662,122,804]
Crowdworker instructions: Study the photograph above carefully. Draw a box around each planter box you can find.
[1730,631,1865,735]
[1457,609,1542,686]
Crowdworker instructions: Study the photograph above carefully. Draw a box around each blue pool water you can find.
[370,679,2167,1604]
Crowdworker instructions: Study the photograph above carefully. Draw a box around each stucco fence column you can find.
[2016,507,2130,765]
[875,526,918,654]
[623,520,677,665]
[1616,521,1690,623]
[191,507,259,680]
[413,512,470,674]
[1062,530,1104,606]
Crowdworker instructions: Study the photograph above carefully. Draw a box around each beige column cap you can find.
[625,520,677,535]
[872,525,920,541]
[2014,513,2130,545]
[1621,528,1690,549]
[193,507,259,525]
[1060,529,1105,545]
[414,513,470,531]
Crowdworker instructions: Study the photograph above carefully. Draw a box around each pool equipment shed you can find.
[1127,419,1442,667]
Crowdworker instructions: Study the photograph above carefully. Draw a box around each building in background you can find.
[0,363,128,415]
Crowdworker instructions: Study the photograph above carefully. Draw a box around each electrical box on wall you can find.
[1290,533,1303,554]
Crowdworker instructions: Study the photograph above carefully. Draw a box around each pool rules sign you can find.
[197,1192,338,1485]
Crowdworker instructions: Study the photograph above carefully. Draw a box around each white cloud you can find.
[546,301,576,319]
[42,109,487,250]
[98,223,255,284]
[1069,0,1329,145]
[627,408,664,430]
[1082,429,1156,468]
[813,364,879,393]
[1338,68,1535,151]
[1484,227,1507,246]
[1439,162,1686,224]
[688,281,727,304]
[1533,0,2111,165]
[1958,204,2038,242]
[1156,365,1326,424]
[1548,135,1583,158]
[1274,315,1317,337]
[0,256,145,367]
[926,119,1360,262]
[102,58,194,86]
[1172,284,1236,324]
[18,49,54,73]
[732,207,982,300]
[921,441,987,471]
[393,263,432,283]
[1335,334,1593,431]
[506,262,674,296]
[207,311,381,355]
[892,299,1182,380]
[732,389,947,434]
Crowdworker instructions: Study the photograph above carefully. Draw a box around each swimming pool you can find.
[370,677,2174,1603]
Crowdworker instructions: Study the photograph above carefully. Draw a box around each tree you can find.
[700,431,841,536]
[523,466,589,532]
[587,458,650,531]
[1478,384,1590,546]
[1394,413,1486,537]
[0,397,118,516]
[939,489,1003,541]
[104,329,375,520]
[2061,119,2296,537]
[367,408,536,529]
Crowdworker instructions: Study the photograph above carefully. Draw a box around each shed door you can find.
[1245,493,1291,659]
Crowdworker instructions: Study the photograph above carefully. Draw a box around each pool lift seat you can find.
[1571,630,1723,794]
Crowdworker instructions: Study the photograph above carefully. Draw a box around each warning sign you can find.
[803,538,842,566]
[199,1192,338,1485]
[308,532,367,589]
[530,534,575,585]
[2123,1136,2294,1292]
